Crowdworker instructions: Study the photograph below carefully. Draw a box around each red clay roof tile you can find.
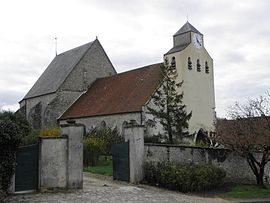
[60,63,162,120]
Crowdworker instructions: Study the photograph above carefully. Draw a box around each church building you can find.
[21,22,216,142]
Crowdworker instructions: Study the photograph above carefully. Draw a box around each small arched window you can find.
[188,57,192,70]
[171,57,176,68]
[100,121,106,128]
[197,59,201,72]
[205,62,209,74]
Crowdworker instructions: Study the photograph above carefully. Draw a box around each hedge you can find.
[144,161,226,192]
[0,111,30,198]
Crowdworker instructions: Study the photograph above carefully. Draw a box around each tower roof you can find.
[174,21,202,36]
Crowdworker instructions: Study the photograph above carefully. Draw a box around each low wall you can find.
[144,143,270,184]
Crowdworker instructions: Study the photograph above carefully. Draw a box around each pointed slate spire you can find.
[174,21,202,36]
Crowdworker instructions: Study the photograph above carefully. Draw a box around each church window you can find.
[205,62,209,74]
[122,121,128,134]
[188,57,192,70]
[101,121,107,128]
[171,57,176,68]
[197,59,201,72]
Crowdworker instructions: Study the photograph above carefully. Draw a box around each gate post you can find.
[61,123,85,189]
[123,123,144,183]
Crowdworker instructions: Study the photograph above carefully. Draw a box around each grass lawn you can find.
[84,165,112,176]
[83,155,113,176]
[222,185,270,199]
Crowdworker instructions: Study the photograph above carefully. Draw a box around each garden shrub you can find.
[0,111,29,197]
[83,136,106,166]
[83,127,124,166]
[20,129,40,146]
[144,161,226,192]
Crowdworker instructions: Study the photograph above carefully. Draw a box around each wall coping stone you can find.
[39,135,67,140]
[144,143,231,151]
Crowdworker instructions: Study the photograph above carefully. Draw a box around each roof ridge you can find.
[57,40,94,56]
[97,62,163,81]
[174,21,202,36]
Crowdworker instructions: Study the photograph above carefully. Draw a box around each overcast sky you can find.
[0,0,270,117]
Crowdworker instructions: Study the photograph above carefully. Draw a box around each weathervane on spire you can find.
[55,37,58,56]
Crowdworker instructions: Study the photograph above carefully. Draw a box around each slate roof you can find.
[165,44,189,55]
[23,41,95,99]
[60,63,162,120]
[174,21,202,36]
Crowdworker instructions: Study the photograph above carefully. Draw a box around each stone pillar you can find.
[123,123,144,183]
[40,137,68,189]
[61,123,84,189]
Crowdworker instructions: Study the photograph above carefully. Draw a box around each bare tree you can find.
[217,94,270,187]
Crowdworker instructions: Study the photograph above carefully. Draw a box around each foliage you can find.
[0,111,30,196]
[20,129,40,146]
[222,185,270,199]
[83,127,124,166]
[40,127,61,137]
[144,134,167,143]
[144,161,226,192]
[84,136,106,166]
[216,94,270,187]
[147,58,192,143]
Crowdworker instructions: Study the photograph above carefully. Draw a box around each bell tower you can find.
[164,22,216,141]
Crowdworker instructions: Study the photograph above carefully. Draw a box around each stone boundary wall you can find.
[144,143,270,184]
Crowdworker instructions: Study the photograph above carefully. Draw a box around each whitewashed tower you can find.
[164,22,215,140]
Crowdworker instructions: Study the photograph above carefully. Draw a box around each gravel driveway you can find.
[7,173,231,203]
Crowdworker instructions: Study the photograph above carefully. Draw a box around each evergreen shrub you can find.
[144,161,226,192]
[0,111,30,198]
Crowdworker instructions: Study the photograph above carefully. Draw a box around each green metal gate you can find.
[15,143,39,192]
[111,141,130,181]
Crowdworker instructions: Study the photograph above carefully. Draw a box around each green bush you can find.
[0,111,30,197]
[83,127,124,167]
[144,161,226,192]
[20,129,40,146]
[83,136,106,166]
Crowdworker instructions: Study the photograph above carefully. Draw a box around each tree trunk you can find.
[247,155,266,188]
[256,166,266,188]
[256,172,265,188]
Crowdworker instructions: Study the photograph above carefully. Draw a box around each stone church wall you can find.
[144,144,270,184]
[44,91,83,127]
[21,93,56,129]
[60,41,116,92]
[59,112,142,134]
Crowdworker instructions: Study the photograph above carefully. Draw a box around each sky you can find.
[0,0,270,118]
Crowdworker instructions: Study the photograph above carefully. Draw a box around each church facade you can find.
[21,22,216,142]
[19,39,116,129]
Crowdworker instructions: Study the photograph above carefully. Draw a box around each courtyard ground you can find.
[7,173,270,203]
[7,172,233,203]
